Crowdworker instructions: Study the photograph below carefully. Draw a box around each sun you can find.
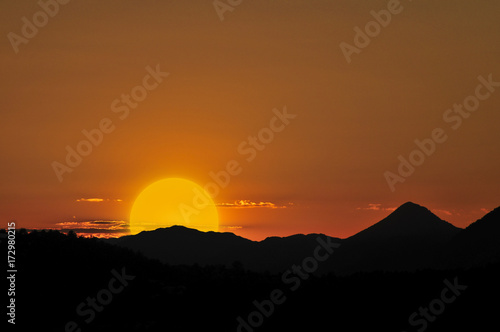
[129,178,218,235]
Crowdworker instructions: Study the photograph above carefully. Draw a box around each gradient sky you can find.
[1,0,499,240]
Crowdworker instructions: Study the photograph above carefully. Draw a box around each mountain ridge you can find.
[107,202,500,275]
[445,206,500,268]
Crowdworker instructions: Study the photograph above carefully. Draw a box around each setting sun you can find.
[130,178,218,235]
[3,1,500,330]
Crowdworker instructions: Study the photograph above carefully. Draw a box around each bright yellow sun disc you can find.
[130,178,218,234]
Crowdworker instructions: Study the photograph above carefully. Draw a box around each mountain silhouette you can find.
[108,225,341,273]
[445,206,500,268]
[327,202,461,274]
[7,203,500,331]
[110,226,253,265]
[108,225,254,266]
[108,202,500,275]
[349,202,460,241]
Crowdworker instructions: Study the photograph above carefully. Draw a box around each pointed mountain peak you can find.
[400,201,421,208]
[380,202,440,227]
[387,202,461,227]
[349,202,460,241]
[391,201,432,216]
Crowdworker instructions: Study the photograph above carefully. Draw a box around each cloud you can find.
[357,204,397,212]
[216,200,289,209]
[76,198,123,203]
[54,220,130,238]
[434,209,453,216]
[220,226,243,231]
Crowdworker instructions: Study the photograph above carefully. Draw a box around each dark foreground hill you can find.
[4,228,500,332]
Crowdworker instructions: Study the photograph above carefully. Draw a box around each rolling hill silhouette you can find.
[108,225,341,273]
[108,225,254,266]
[108,202,500,275]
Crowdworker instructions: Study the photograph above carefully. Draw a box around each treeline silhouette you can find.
[3,229,499,331]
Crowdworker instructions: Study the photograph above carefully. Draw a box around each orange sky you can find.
[1,0,499,241]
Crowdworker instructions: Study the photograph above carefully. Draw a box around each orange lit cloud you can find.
[434,209,453,216]
[219,226,244,232]
[54,220,129,238]
[76,198,123,203]
[357,204,397,212]
[216,200,290,209]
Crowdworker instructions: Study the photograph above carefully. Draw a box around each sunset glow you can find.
[129,178,219,235]
[1,0,499,241]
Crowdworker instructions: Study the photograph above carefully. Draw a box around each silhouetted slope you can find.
[253,233,338,272]
[351,202,460,241]
[5,205,500,331]
[108,225,255,266]
[445,206,500,267]
[9,229,288,331]
[9,229,500,331]
[109,226,341,273]
[328,202,462,274]
[107,202,500,276]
